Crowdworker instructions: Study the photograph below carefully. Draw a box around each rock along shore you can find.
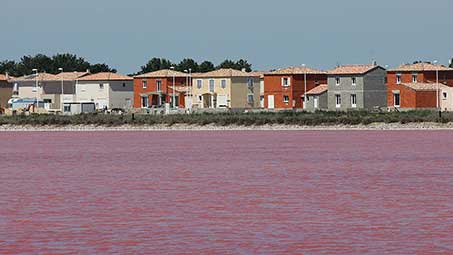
[1,122,453,131]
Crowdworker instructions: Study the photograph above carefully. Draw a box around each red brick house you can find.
[264,66,327,109]
[134,69,190,109]
[387,63,453,109]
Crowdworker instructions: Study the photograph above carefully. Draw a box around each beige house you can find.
[191,69,261,109]
[76,72,133,110]
[12,72,89,111]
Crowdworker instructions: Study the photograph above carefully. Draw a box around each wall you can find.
[363,68,387,109]
[192,77,231,108]
[327,75,365,111]
[108,80,134,109]
[441,85,453,111]
[76,81,110,109]
[0,81,13,109]
[230,77,261,108]
[264,74,327,109]
[133,77,187,108]
[305,92,328,111]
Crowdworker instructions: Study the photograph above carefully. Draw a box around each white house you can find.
[76,72,133,110]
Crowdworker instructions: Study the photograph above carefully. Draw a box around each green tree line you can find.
[135,58,253,75]
[0,53,117,77]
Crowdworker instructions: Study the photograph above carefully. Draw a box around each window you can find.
[393,93,400,107]
[122,83,126,87]
[352,77,356,86]
[282,77,290,87]
[64,105,71,112]
[209,79,215,92]
[156,80,162,91]
[443,92,448,100]
[283,95,289,103]
[306,96,310,102]
[384,76,388,84]
[335,94,341,108]
[99,83,104,89]
[351,94,357,108]
[197,80,203,89]
[247,78,254,88]
[247,94,254,104]
[396,74,401,84]
[412,73,417,83]
[335,77,340,86]
[142,80,147,89]
[221,79,226,89]
[141,96,149,108]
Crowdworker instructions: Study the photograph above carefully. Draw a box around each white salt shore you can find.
[1,122,453,131]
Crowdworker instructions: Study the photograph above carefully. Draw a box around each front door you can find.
[314,96,319,109]
[268,95,275,109]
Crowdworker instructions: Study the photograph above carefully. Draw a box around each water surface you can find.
[1,131,453,254]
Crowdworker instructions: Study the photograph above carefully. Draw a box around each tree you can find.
[89,63,117,73]
[176,58,199,73]
[198,61,215,73]
[217,59,236,70]
[0,60,19,77]
[235,59,252,72]
[16,54,53,75]
[217,59,252,72]
[51,53,90,73]
[138,58,173,74]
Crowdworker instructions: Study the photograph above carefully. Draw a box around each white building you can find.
[76,72,133,110]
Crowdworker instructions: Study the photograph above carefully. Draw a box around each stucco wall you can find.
[230,77,260,108]
[305,92,328,111]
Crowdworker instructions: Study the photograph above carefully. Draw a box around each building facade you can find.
[263,66,327,109]
[76,72,133,110]
[133,69,189,109]
[327,65,387,111]
[0,74,13,111]
[192,69,261,109]
[305,84,328,111]
[387,63,453,110]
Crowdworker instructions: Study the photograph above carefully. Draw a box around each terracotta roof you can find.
[78,72,132,81]
[327,64,382,75]
[192,68,260,78]
[400,82,442,91]
[267,66,326,75]
[389,63,452,72]
[306,84,328,95]
[13,73,59,82]
[134,69,188,78]
[55,72,90,80]
[0,74,9,81]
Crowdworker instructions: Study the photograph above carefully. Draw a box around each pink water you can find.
[1,131,453,254]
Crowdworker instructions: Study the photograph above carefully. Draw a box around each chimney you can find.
[5,72,9,80]
[372,60,377,66]
[241,68,246,72]
[86,69,91,74]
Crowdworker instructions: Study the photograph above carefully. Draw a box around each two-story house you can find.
[133,69,189,109]
[263,66,327,109]
[387,62,453,110]
[76,72,133,110]
[192,69,261,109]
[327,64,387,111]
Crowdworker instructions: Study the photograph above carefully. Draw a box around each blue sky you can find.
[2,0,453,73]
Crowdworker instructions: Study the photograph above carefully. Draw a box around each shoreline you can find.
[1,122,453,131]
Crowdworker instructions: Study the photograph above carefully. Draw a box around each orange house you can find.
[387,63,453,109]
[263,66,327,109]
[133,69,190,109]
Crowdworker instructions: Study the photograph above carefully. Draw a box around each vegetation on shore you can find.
[0,110,452,127]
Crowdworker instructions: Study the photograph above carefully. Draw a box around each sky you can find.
[2,0,453,74]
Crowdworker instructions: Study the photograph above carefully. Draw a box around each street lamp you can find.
[433,60,439,112]
[302,64,307,110]
[170,66,176,109]
[32,69,38,112]
[58,68,64,112]
[184,69,189,109]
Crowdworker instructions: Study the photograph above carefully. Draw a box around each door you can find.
[268,95,275,109]
[314,96,319,109]
[217,95,227,108]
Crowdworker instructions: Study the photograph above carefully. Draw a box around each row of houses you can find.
[1,62,453,114]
